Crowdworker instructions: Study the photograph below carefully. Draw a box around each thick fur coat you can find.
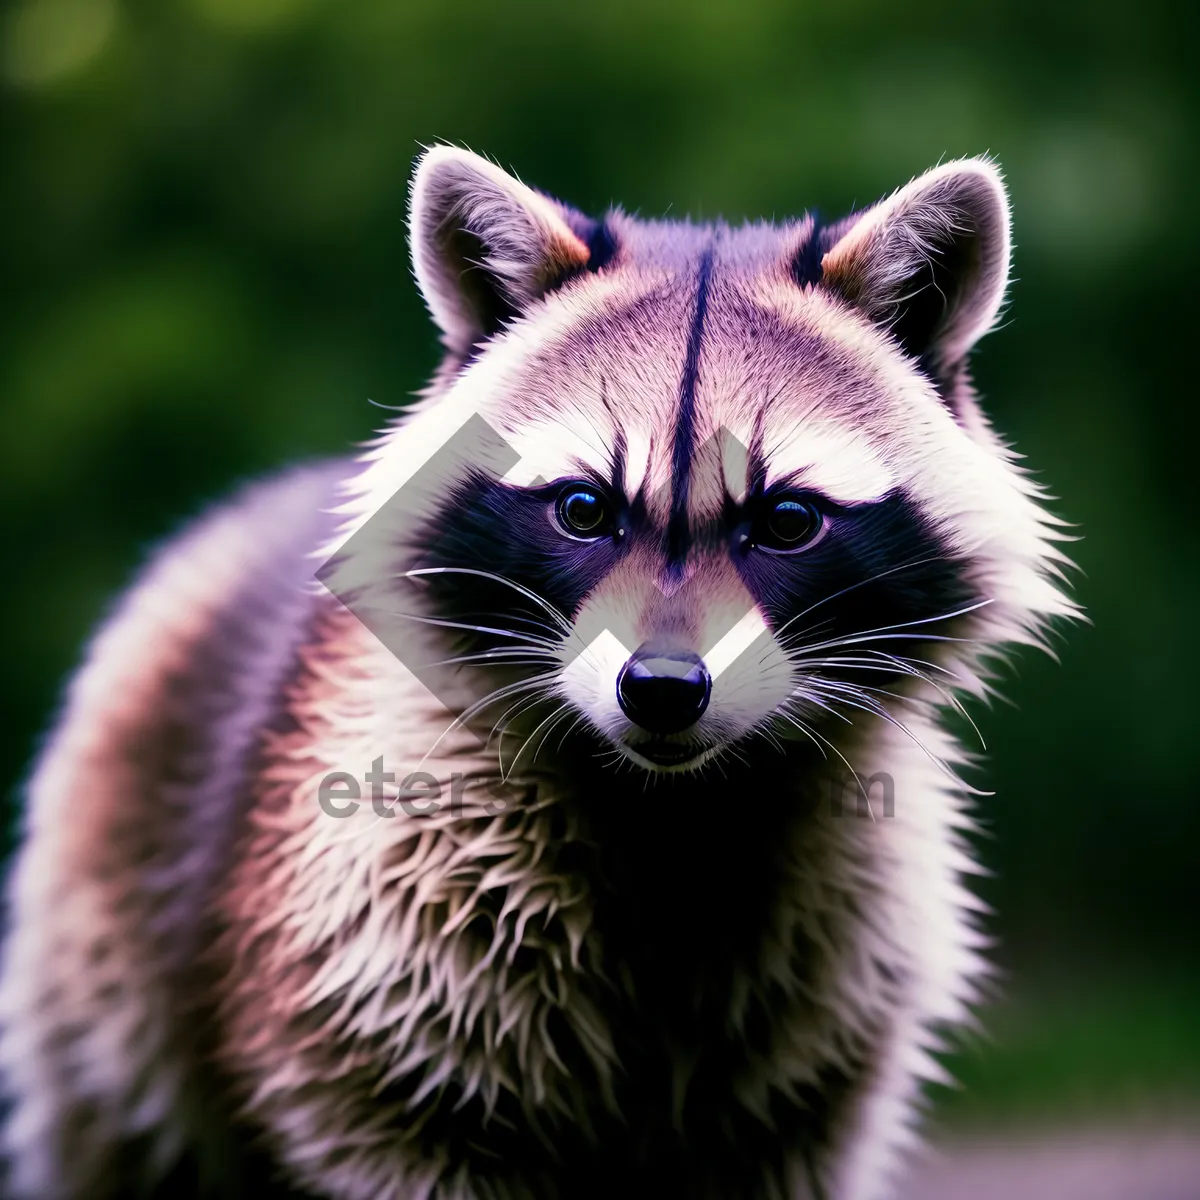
[0,148,1075,1199]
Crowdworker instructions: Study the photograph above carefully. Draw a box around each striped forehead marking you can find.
[665,243,715,576]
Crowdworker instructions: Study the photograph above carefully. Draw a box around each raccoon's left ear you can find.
[409,146,594,356]
[819,159,1011,388]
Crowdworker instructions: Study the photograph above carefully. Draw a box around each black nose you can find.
[616,648,712,734]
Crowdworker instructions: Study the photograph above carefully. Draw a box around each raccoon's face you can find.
[340,149,1071,776]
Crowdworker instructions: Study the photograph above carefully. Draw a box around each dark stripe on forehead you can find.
[665,244,715,574]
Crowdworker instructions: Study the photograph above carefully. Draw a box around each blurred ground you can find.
[906,1123,1200,1200]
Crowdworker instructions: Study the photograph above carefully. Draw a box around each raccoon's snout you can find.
[616,647,712,734]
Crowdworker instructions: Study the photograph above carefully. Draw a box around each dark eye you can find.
[755,495,824,553]
[555,484,613,539]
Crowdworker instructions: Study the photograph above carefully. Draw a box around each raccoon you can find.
[0,147,1076,1200]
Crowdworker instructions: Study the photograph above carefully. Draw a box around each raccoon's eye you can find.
[754,495,824,553]
[555,484,614,540]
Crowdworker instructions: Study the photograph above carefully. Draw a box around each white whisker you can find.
[772,555,951,640]
[357,605,561,650]
[778,710,873,820]
[796,682,989,797]
[412,673,559,776]
[782,598,995,659]
[398,566,573,635]
[504,703,574,781]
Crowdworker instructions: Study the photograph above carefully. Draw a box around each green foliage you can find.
[934,970,1200,1126]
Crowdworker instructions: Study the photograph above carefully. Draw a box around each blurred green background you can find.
[2,0,1197,1137]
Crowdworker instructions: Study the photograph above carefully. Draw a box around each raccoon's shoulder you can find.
[62,457,350,755]
[11,456,351,926]
[0,458,351,1197]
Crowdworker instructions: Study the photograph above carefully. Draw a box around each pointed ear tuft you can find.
[408,146,593,355]
[820,159,1011,387]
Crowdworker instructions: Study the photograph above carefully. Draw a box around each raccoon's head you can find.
[334,148,1073,776]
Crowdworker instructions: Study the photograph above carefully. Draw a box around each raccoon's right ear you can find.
[408,146,594,356]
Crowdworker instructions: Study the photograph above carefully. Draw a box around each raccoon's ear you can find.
[819,159,1011,388]
[408,146,593,355]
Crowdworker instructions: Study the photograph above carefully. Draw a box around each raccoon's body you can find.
[0,149,1075,1200]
